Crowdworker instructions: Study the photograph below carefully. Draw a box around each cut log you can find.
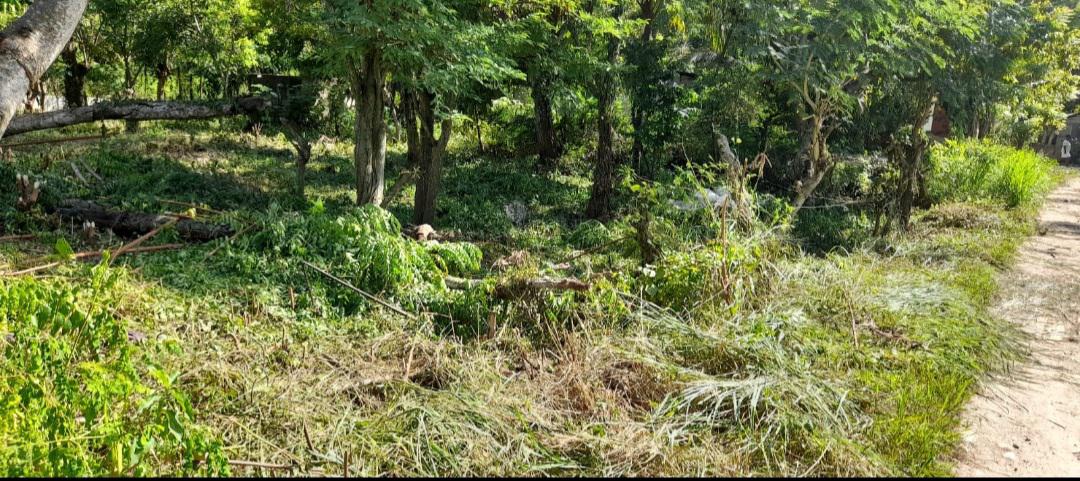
[4,96,271,137]
[55,199,233,242]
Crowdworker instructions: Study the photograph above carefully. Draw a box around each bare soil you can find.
[955,176,1080,476]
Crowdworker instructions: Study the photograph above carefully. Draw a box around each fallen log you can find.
[55,199,233,242]
[4,96,271,137]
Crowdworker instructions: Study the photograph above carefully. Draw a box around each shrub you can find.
[0,267,226,476]
[927,139,1058,207]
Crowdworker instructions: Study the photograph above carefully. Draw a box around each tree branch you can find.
[4,97,271,137]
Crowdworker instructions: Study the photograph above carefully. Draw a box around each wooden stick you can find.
[300,260,415,319]
[112,218,178,261]
[202,223,257,261]
[556,235,630,265]
[0,234,35,242]
[159,199,225,216]
[79,160,103,182]
[0,133,112,149]
[226,460,294,470]
[69,161,88,185]
[3,244,185,277]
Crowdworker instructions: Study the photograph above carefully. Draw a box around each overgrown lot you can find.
[0,124,1063,476]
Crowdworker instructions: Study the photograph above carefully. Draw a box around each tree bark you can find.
[412,90,453,226]
[529,65,560,172]
[4,97,271,137]
[792,102,834,211]
[628,0,657,176]
[61,45,88,108]
[0,0,88,139]
[586,39,622,220]
[351,49,387,205]
[155,62,170,101]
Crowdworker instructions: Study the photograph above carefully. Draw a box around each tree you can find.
[0,0,88,138]
[324,0,517,212]
[580,1,638,219]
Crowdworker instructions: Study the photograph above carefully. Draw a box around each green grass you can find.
[0,123,1060,476]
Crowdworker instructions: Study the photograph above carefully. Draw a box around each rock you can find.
[503,202,528,227]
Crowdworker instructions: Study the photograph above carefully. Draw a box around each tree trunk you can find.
[155,62,170,101]
[0,0,88,139]
[529,66,559,172]
[475,119,485,154]
[122,55,140,134]
[351,49,387,205]
[628,0,657,176]
[586,39,622,220]
[4,97,270,137]
[401,86,421,168]
[896,102,936,231]
[412,90,453,226]
[280,118,312,198]
[61,46,88,108]
[792,105,832,211]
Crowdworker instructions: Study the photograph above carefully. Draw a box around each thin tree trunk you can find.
[155,62,170,101]
[586,39,622,220]
[628,0,657,176]
[792,110,830,211]
[529,66,559,172]
[61,46,88,108]
[412,90,453,226]
[401,86,421,168]
[475,119,485,154]
[0,0,89,138]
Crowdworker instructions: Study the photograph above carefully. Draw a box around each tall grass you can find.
[927,139,1059,207]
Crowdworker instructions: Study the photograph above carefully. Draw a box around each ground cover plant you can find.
[0,123,1063,476]
[1,0,1078,477]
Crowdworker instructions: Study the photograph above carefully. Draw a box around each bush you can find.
[0,268,226,476]
[927,139,1058,207]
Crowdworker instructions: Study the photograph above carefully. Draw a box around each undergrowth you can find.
[0,125,1061,476]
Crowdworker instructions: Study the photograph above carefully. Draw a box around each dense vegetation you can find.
[0,0,1078,477]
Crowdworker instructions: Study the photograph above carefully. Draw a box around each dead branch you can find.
[2,244,185,277]
[300,260,416,319]
[445,275,590,299]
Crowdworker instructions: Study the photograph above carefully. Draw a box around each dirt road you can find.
[955,176,1080,477]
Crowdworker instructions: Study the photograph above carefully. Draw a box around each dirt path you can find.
[955,175,1080,477]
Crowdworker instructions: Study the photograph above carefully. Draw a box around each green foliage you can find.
[927,140,1059,207]
[0,270,226,476]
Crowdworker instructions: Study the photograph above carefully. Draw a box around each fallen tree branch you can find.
[3,244,185,277]
[202,223,259,261]
[0,133,112,149]
[380,169,418,208]
[445,275,590,299]
[0,234,35,242]
[4,97,271,137]
[226,460,295,471]
[55,199,233,242]
[300,260,416,319]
